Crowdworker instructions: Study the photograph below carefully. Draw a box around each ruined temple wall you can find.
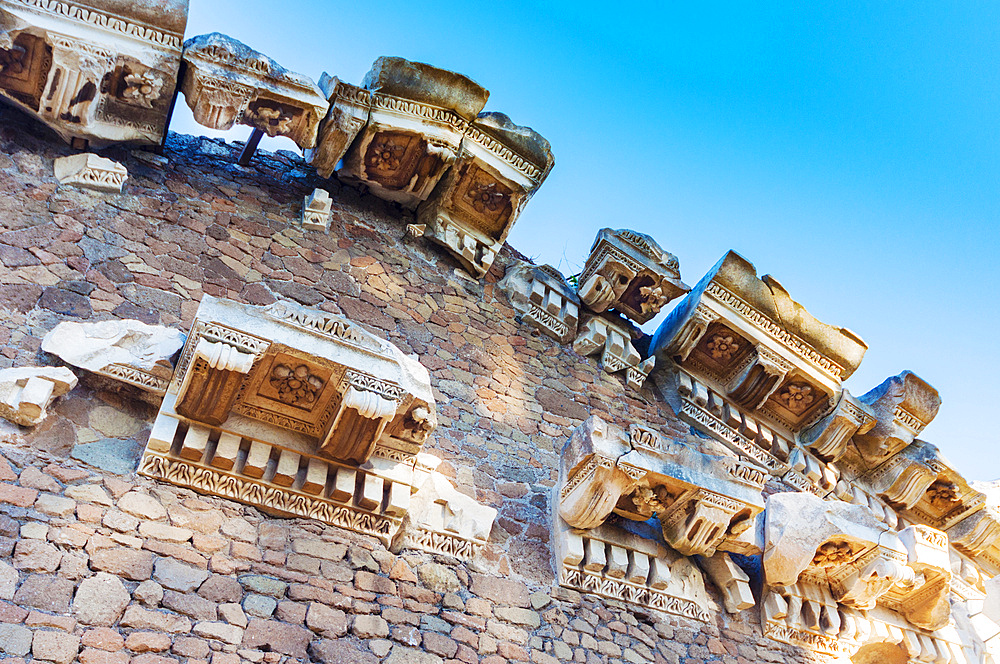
[0,104,824,664]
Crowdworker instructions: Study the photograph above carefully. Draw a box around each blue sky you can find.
[174,1,1000,480]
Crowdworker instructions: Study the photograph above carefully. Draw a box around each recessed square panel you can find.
[234,348,345,438]
[686,322,754,381]
[764,376,830,427]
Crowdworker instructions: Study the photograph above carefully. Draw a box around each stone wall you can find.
[0,103,826,663]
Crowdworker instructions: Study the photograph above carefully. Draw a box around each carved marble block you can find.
[651,250,868,488]
[577,229,688,324]
[418,112,554,276]
[180,33,328,150]
[301,188,332,231]
[498,260,580,344]
[41,319,184,396]
[338,57,488,208]
[0,0,189,147]
[701,552,755,613]
[54,153,127,192]
[853,371,941,466]
[399,471,497,561]
[557,416,764,559]
[139,295,441,545]
[554,518,714,622]
[573,315,654,390]
[800,390,876,463]
[0,366,77,426]
[306,74,371,179]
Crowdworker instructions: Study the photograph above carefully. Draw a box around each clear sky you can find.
[173,1,1000,481]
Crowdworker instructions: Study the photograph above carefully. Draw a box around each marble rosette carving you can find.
[336,56,488,208]
[0,0,189,146]
[306,57,555,277]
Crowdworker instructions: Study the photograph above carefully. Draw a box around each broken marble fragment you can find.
[0,366,77,426]
[301,189,332,231]
[0,0,189,147]
[42,320,185,396]
[180,33,328,149]
[54,154,128,193]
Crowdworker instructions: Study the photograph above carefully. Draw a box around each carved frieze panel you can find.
[673,368,792,473]
[181,33,328,149]
[577,228,688,324]
[0,0,188,146]
[498,261,581,344]
[555,517,714,622]
[419,112,553,276]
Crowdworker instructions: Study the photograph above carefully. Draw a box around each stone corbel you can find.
[728,346,793,411]
[557,416,647,530]
[578,260,636,315]
[799,390,876,463]
[0,366,77,427]
[864,453,938,511]
[175,338,256,426]
[948,506,1000,558]
[498,261,581,344]
[700,552,755,612]
[661,303,720,362]
[660,489,750,557]
[894,525,952,631]
[853,371,941,466]
[306,75,371,179]
[321,383,399,464]
[560,454,644,531]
